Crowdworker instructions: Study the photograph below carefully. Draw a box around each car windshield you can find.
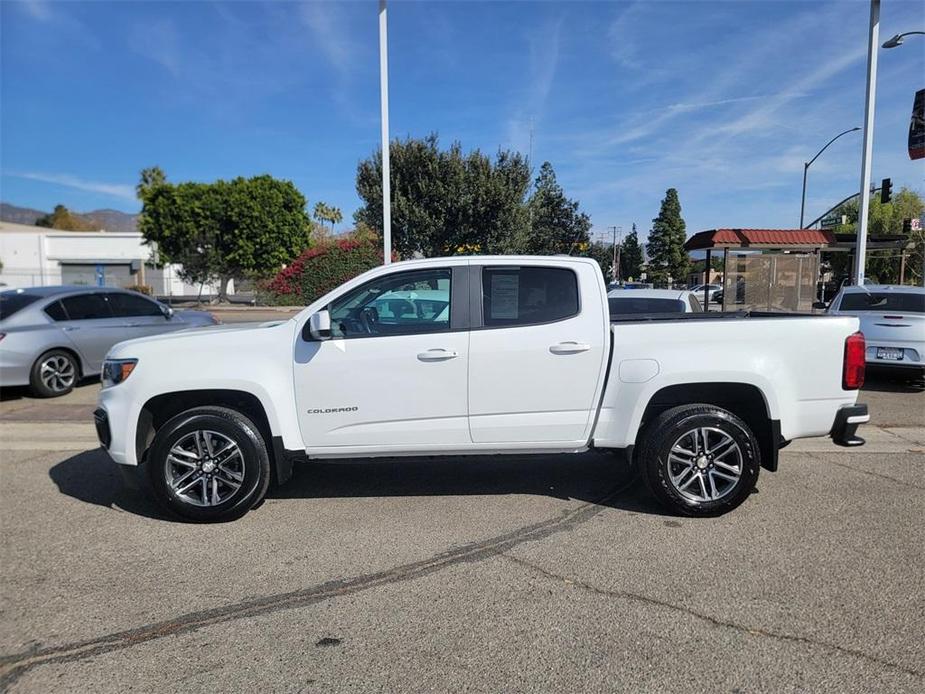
[609,297,686,315]
[0,292,41,320]
[840,292,925,313]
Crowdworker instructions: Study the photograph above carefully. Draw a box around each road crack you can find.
[501,553,923,680]
[0,474,638,690]
[805,451,925,490]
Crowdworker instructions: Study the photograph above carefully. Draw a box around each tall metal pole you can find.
[379,1,392,264]
[853,0,880,285]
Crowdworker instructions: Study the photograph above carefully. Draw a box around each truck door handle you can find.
[549,342,591,354]
[417,349,459,361]
[63,326,79,332]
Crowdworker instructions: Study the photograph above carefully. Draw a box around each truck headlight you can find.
[102,359,138,388]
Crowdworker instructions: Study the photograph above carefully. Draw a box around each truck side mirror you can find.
[306,309,332,341]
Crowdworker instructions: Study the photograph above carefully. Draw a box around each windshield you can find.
[609,297,686,315]
[0,292,41,320]
[840,292,925,313]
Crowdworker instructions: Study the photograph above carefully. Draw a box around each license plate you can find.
[877,347,904,361]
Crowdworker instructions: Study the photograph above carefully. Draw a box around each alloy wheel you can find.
[40,355,76,393]
[165,430,245,507]
[667,427,743,502]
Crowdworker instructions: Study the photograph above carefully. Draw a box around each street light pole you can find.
[378,0,392,264]
[799,127,860,228]
[853,0,880,286]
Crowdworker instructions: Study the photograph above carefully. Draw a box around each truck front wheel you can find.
[637,404,760,516]
[147,406,270,522]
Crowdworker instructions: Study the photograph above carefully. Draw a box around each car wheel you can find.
[147,406,270,522]
[637,404,760,516]
[29,349,79,398]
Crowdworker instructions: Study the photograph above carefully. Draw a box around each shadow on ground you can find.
[50,447,671,521]
[862,369,925,394]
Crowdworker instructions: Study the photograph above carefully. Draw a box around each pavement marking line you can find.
[501,553,924,681]
[0,473,640,691]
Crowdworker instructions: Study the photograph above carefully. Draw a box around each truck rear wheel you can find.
[147,406,270,522]
[637,404,760,516]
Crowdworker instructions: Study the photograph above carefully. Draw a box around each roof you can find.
[684,228,835,251]
[608,288,690,300]
[840,284,925,295]
[0,285,125,297]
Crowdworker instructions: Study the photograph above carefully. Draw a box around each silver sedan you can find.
[0,286,218,397]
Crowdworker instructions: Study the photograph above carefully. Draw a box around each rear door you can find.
[467,262,609,444]
[56,293,122,374]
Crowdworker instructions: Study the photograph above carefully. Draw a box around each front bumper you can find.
[830,404,869,447]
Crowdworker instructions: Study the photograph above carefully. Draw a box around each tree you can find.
[830,187,925,284]
[619,223,644,281]
[520,162,591,255]
[137,169,313,301]
[355,134,531,258]
[588,241,614,283]
[35,204,97,231]
[313,201,343,234]
[646,188,690,285]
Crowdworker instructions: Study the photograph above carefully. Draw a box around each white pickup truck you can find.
[94,256,869,522]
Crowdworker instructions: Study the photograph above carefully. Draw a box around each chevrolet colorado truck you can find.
[94,256,869,521]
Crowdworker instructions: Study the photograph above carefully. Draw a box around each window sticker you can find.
[490,273,519,319]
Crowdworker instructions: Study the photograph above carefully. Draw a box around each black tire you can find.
[147,406,270,522]
[637,404,760,517]
[29,349,79,398]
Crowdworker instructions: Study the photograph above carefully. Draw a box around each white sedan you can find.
[827,284,925,378]
[607,288,703,316]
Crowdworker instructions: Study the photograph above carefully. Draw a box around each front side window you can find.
[482,266,579,327]
[328,268,452,338]
[107,292,162,317]
[60,293,112,320]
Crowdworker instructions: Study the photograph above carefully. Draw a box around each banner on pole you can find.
[910,89,925,161]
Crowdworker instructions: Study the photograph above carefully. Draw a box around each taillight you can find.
[843,331,865,390]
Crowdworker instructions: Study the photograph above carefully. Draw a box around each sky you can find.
[1,0,923,244]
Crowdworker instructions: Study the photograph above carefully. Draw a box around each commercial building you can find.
[0,221,228,298]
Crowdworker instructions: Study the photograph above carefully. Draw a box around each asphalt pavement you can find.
[0,369,922,693]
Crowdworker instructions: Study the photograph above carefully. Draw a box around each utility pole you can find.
[609,226,622,283]
[853,0,880,285]
[379,1,392,264]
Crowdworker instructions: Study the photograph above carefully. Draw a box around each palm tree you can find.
[313,202,343,233]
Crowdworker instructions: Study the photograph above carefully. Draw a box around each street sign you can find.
[910,89,925,161]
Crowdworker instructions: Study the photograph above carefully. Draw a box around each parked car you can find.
[607,288,703,316]
[0,286,218,397]
[690,284,723,302]
[826,284,925,379]
[95,256,867,522]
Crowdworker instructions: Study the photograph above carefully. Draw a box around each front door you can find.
[57,292,124,374]
[295,265,471,453]
[467,264,608,444]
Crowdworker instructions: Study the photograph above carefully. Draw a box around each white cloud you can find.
[129,19,182,76]
[11,172,137,202]
[299,2,355,75]
[21,0,53,22]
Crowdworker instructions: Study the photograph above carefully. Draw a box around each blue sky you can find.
[1,0,923,243]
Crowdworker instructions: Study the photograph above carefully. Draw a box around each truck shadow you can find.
[49,448,672,520]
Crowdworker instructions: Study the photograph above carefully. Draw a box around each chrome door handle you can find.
[62,326,79,332]
[549,342,591,354]
[417,349,459,361]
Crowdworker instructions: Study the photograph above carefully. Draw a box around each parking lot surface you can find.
[1,373,922,693]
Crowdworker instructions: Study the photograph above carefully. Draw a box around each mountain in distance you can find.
[0,202,139,232]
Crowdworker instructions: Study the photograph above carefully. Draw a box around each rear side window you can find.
[840,292,925,313]
[60,293,112,320]
[107,292,162,317]
[482,267,579,327]
[44,301,68,321]
[0,292,40,319]
[608,297,686,315]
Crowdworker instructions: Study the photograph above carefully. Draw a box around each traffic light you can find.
[881,177,892,204]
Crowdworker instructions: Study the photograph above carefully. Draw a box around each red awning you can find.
[684,228,836,251]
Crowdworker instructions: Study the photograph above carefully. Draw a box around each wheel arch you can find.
[137,389,294,485]
[637,382,781,472]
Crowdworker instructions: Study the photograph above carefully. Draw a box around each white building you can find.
[0,221,229,297]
